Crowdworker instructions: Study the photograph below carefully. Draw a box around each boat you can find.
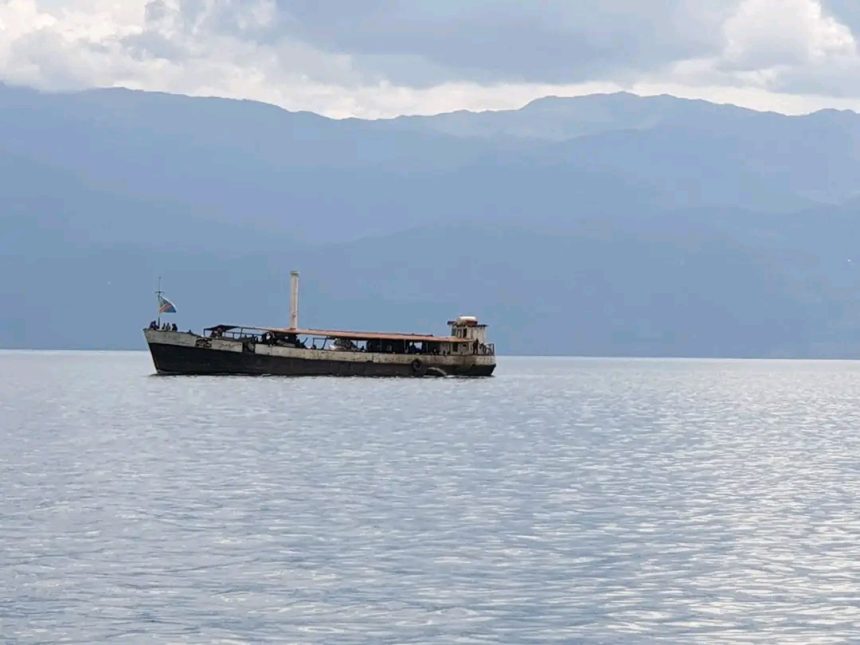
[143,272,496,377]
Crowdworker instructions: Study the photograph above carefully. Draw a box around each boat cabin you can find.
[449,315,488,344]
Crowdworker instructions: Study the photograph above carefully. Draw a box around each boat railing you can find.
[203,328,495,356]
[206,328,262,342]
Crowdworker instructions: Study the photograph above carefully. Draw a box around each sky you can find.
[2,0,860,118]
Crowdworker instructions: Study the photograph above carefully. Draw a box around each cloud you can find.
[659,0,860,100]
[823,0,860,33]
[723,0,855,69]
[1,0,860,118]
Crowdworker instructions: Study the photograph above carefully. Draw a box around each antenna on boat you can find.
[156,275,163,327]
[289,271,299,330]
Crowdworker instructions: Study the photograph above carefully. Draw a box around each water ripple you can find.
[2,352,860,642]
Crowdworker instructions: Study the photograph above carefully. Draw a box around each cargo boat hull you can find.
[145,330,496,377]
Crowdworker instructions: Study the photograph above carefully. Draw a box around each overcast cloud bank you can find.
[1,0,859,117]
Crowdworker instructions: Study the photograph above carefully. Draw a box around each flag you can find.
[158,294,177,314]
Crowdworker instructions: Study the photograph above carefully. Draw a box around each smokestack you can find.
[289,271,299,330]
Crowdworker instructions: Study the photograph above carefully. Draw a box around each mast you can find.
[289,271,299,330]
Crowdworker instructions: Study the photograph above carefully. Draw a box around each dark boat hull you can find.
[146,334,495,377]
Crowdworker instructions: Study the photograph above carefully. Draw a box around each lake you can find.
[2,352,860,642]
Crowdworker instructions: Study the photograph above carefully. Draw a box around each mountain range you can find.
[2,83,860,357]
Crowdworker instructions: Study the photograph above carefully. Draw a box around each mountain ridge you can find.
[3,85,860,356]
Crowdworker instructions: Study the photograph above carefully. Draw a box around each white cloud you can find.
[642,0,860,108]
[723,0,856,69]
[1,0,860,118]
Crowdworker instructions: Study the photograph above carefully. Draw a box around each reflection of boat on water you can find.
[144,272,496,377]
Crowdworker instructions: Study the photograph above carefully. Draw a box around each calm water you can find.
[2,352,860,643]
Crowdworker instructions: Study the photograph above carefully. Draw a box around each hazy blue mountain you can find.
[3,84,860,356]
[390,93,860,206]
[383,92,767,141]
[5,208,860,357]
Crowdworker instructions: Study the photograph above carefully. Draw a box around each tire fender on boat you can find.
[410,358,427,377]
